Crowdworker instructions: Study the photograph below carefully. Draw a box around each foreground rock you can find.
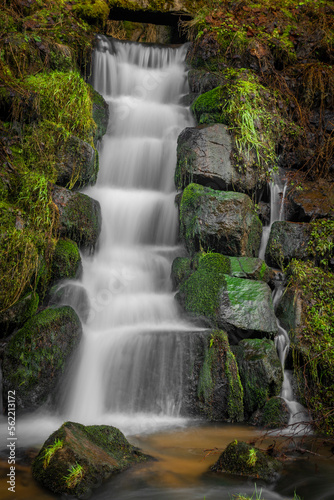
[176,253,278,344]
[176,124,265,193]
[232,339,283,417]
[32,421,150,497]
[2,306,81,411]
[52,186,101,251]
[179,183,262,256]
[211,440,282,481]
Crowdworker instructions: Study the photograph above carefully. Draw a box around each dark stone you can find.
[0,292,39,339]
[188,69,224,94]
[50,238,82,285]
[52,185,101,251]
[2,306,82,411]
[56,135,98,188]
[251,396,290,429]
[211,440,282,481]
[265,221,312,269]
[32,421,150,497]
[90,85,109,145]
[286,177,334,221]
[232,338,283,417]
[171,256,192,289]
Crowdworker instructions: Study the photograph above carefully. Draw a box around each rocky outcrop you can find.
[265,221,312,269]
[52,186,101,251]
[211,440,282,481]
[179,183,262,256]
[32,421,150,497]
[2,306,82,411]
[176,124,265,194]
[232,339,283,417]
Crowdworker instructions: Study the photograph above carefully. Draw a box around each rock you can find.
[32,421,150,497]
[56,135,98,188]
[176,124,265,194]
[48,282,91,324]
[286,177,334,221]
[2,306,82,411]
[211,440,282,481]
[232,339,283,417]
[188,69,224,94]
[52,185,101,251]
[50,238,82,285]
[229,256,273,283]
[171,256,192,289]
[0,292,39,339]
[257,201,270,225]
[90,86,109,145]
[265,221,312,269]
[179,183,262,256]
[252,396,290,429]
[176,254,278,344]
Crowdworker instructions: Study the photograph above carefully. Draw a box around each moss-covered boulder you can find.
[265,221,312,269]
[229,256,273,283]
[90,86,109,145]
[232,339,283,417]
[252,396,290,429]
[176,254,278,344]
[211,440,282,481]
[0,292,39,339]
[56,135,98,188]
[52,185,101,251]
[2,306,82,411]
[32,421,150,497]
[176,124,265,194]
[50,238,82,285]
[171,256,192,289]
[179,183,262,256]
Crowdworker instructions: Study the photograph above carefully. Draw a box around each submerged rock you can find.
[2,306,82,411]
[232,339,283,417]
[179,183,262,256]
[52,185,101,251]
[176,124,265,193]
[211,440,282,481]
[32,421,150,497]
[265,221,312,269]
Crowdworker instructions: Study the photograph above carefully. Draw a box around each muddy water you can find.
[1,423,334,500]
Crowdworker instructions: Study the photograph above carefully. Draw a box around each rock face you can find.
[211,440,282,481]
[265,221,312,269]
[56,135,98,188]
[32,421,150,497]
[52,185,101,251]
[176,124,265,193]
[232,339,283,417]
[2,306,82,411]
[179,183,262,256]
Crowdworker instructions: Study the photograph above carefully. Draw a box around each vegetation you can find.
[43,439,64,469]
[63,462,84,489]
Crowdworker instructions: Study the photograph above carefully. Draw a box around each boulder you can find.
[265,221,312,269]
[229,256,273,283]
[176,124,265,194]
[90,86,109,145]
[56,135,98,188]
[179,183,262,256]
[0,292,39,339]
[176,253,278,344]
[232,338,283,417]
[211,440,282,481]
[32,421,150,497]
[286,177,334,221]
[52,185,101,251]
[50,238,82,285]
[171,256,192,289]
[251,396,290,429]
[2,306,82,411]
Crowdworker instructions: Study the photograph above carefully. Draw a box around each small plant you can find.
[246,448,257,467]
[64,462,84,489]
[42,439,63,469]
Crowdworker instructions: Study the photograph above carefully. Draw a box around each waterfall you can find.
[60,36,198,432]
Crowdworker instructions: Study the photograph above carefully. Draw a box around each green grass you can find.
[43,439,63,469]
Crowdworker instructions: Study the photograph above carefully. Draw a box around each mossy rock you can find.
[211,440,282,481]
[232,338,283,417]
[171,256,192,289]
[0,292,39,339]
[89,85,109,145]
[32,421,150,497]
[2,306,82,411]
[254,396,290,429]
[56,135,98,188]
[188,69,224,95]
[229,256,273,283]
[52,185,101,251]
[72,0,110,27]
[265,221,312,269]
[50,238,82,285]
[179,183,262,257]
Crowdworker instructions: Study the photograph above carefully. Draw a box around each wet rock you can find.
[32,421,150,497]
[0,292,39,339]
[52,185,101,251]
[265,221,312,269]
[232,339,283,417]
[179,183,262,256]
[211,440,282,481]
[188,69,224,94]
[90,86,109,145]
[50,238,82,285]
[171,256,192,289]
[56,135,98,188]
[229,256,273,283]
[287,177,334,221]
[251,396,290,429]
[2,306,82,411]
[176,124,265,194]
[48,282,91,324]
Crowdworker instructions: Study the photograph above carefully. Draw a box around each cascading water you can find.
[61,36,198,432]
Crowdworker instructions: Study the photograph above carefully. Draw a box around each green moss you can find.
[72,0,110,27]
[261,397,290,428]
[171,257,192,289]
[51,238,81,283]
[191,87,223,124]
